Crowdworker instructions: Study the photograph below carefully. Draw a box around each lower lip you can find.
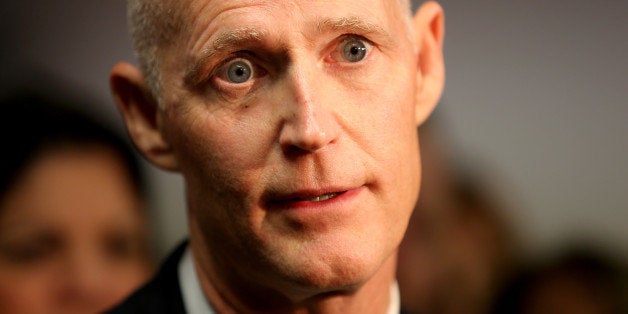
[268,186,365,212]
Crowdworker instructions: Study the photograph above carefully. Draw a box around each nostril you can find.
[281,144,312,158]
[279,125,330,154]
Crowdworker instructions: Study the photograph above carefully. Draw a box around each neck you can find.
[191,242,398,314]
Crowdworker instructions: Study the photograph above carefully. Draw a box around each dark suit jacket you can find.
[106,241,188,314]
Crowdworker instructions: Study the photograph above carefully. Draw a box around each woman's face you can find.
[0,146,151,314]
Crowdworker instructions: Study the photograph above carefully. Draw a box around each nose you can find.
[278,64,340,154]
[55,248,116,312]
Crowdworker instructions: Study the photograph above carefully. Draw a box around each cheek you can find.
[166,104,279,219]
[351,64,421,217]
[344,50,417,133]
[0,272,51,312]
[170,107,269,175]
[349,63,419,167]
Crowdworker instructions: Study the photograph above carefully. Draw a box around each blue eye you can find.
[226,59,253,83]
[342,38,368,62]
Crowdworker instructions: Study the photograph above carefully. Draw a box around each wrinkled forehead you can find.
[178,0,407,36]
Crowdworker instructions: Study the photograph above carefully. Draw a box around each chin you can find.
[263,231,395,297]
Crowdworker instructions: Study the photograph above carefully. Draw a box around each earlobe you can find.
[412,1,445,126]
[110,62,180,171]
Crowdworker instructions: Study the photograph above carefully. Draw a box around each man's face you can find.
[158,0,423,294]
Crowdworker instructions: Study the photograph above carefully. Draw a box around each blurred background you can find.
[2,0,626,272]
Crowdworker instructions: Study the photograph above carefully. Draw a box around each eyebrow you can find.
[318,16,396,48]
[317,16,390,38]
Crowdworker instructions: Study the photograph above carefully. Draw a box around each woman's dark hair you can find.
[0,91,144,204]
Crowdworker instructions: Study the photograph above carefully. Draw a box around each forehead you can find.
[185,0,399,18]
[180,0,404,41]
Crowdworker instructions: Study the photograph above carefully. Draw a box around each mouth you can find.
[261,186,366,227]
[263,188,356,210]
[289,192,343,202]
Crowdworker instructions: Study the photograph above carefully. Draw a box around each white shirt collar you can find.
[178,246,400,314]
[178,247,216,314]
[388,280,401,314]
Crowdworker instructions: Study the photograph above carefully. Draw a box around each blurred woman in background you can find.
[0,92,153,313]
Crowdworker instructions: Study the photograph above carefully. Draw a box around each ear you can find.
[412,1,445,126]
[110,62,179,171]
